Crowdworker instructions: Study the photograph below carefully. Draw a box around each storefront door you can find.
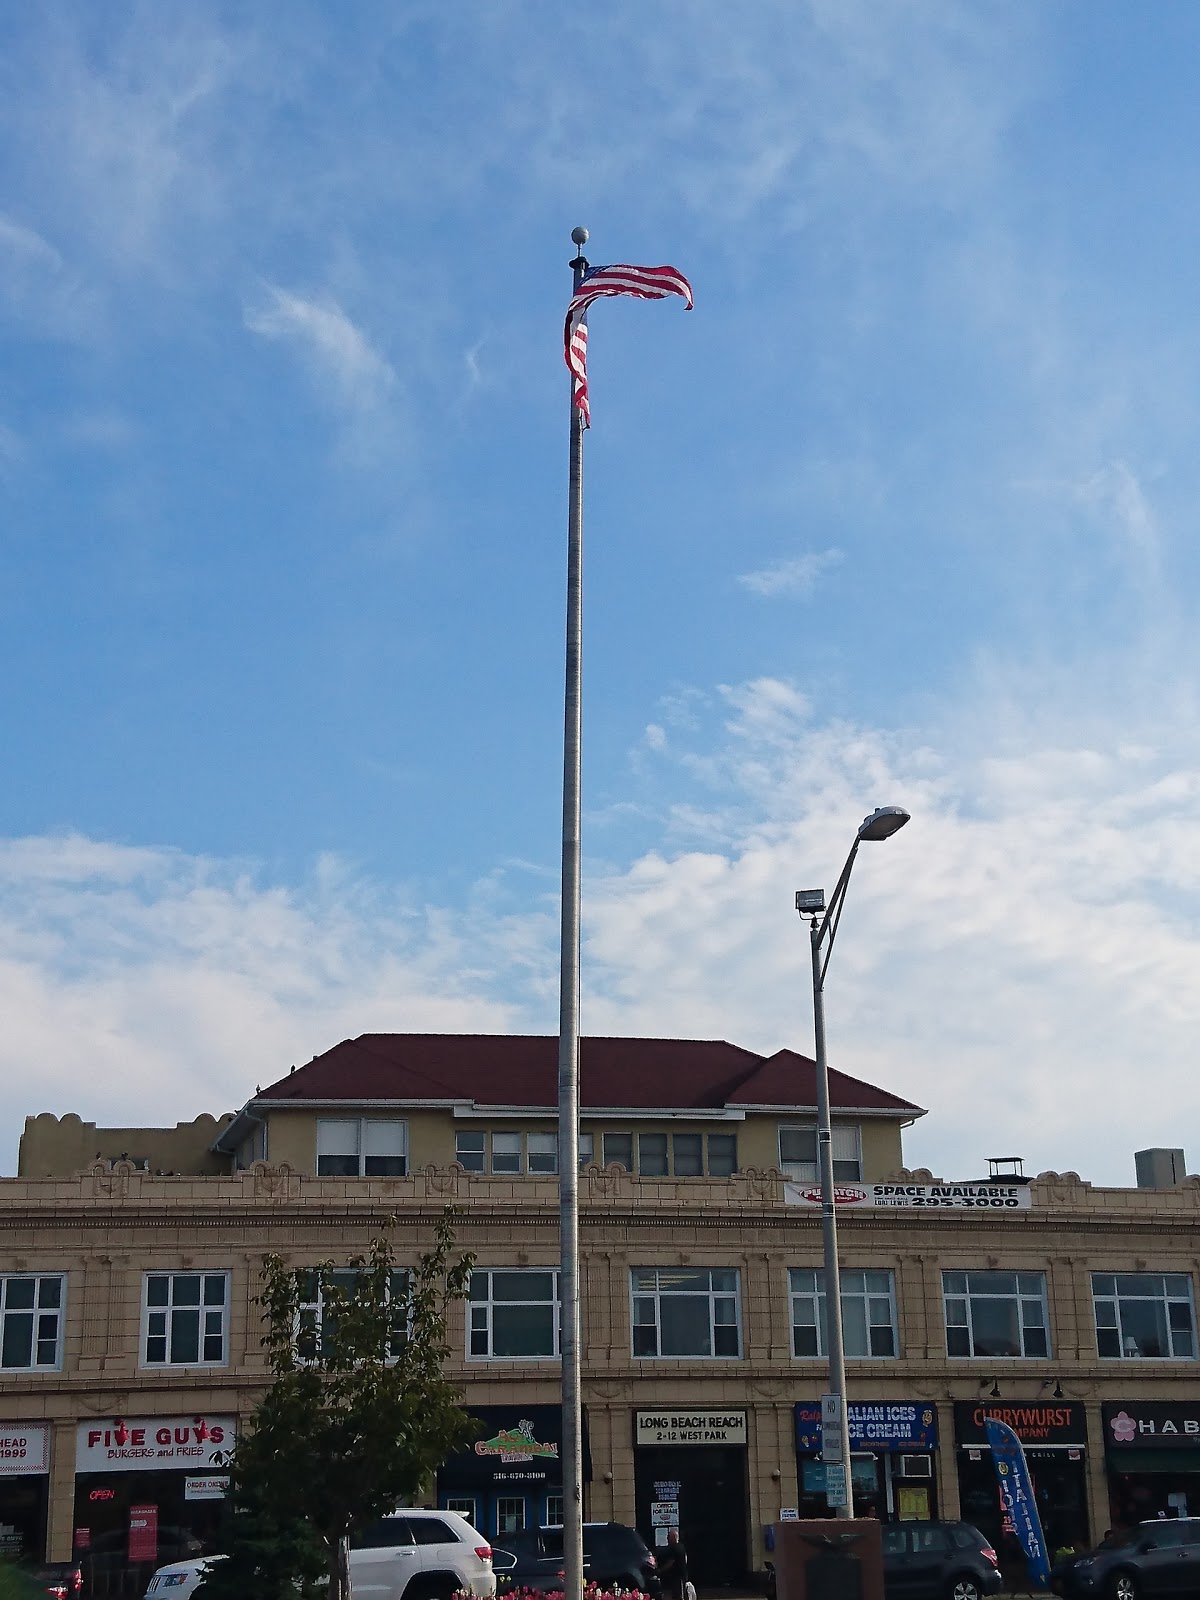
[634,1444,748,1587]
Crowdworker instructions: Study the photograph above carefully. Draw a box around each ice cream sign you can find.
[76,1416,236,1472]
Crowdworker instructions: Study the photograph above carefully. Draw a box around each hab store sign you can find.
[785,1182,1031,1210]
[76,1416,236,1472]
[1104,1402,1200,1449]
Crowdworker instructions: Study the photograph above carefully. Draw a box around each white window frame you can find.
[630,1266,742,1359]
[545,1494,565,1527]
[455,1131,487,1172]
[496,1497,527,1535]
[316,1118,408,1177]
[1092,1273,1197,1360]
[0,1273,65,1372]
[942,1270,1050,1359]
[788,1268,899,1358]
[295,1267,411,1362]
[142,1271,230,1369]
[779,1124,862,1182]
[455,1131,559,1175]
[468,1268,562,1360]
[578,1131,595,1168]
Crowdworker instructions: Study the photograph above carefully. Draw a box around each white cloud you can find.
[245,285,396,413]
[738,547,843,598]
[0,213,63,272]
[5,674,1200,1188]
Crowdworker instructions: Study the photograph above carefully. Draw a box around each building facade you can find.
[3,1034,1200,1591]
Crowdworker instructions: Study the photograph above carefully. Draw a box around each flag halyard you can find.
[564,263,693,427]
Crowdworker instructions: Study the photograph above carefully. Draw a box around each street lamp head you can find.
[795,888,826,915]
[857,806,910,842]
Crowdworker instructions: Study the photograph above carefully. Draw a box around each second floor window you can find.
[296,1267,410,1360]
[316,1118,408,1177]
[456,1131,558,1175]
[631,1267,741,1358]
[143,1272,229,1367]
[469,1268,560,1359]
[0,1274,64,1371]
[943,1270,1049,1358]
[601,1131,738,1177]
[789,1268,898,1358]
[1093,1273,1196,1359]
[779,1125,862,1182]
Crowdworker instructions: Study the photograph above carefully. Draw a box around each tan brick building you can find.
[3,1034,1200,1592]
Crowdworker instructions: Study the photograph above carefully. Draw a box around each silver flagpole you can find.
[558,223,589,1600]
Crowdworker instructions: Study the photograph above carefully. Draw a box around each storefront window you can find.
[316,1118,408,1177]
[496,1498,526,1534]
[1092,1273,1196,1358]
[469,1269,560,1359]
[631,1267,741,1357]
[0,1275,64,1371]
[788,1268,898,1357]
[142,1274,229,1367]
[943,1271,1050,1357]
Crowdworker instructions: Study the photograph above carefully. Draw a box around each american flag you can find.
[564,263,693,426]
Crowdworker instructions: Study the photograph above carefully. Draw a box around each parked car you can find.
[1051,1519,1200,1600]
[146,1508,495,1600]
[23,1564,82,1600]
[492,1523,660,1596]
[765,1520,1000,1600]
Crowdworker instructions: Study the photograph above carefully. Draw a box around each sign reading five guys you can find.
[76,1416,236,1472]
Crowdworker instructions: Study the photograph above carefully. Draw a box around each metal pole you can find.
[558,224,589,1600]
[811,915,855,1518]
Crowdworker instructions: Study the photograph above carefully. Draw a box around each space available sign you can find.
[785,1182,1031,1210]
[795,1402,938,1453]
[636,1410,747,1446]
[75,1416,236,1472]
[1104,1402,1200,1448]
[0,1424,49,1476]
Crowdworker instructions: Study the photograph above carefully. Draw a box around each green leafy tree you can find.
[201,1215,474,1600]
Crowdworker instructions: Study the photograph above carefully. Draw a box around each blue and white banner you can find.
[984,1416,1050,1586]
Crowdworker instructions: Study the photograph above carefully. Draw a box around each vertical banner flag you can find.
[564,264,693,426]
[984,1416,1051,1586]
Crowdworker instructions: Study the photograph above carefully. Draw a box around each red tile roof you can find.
[253,1035,923,1116]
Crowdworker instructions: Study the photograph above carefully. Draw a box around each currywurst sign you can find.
[785,1182,1031,1211]
[636,1410,747,1446]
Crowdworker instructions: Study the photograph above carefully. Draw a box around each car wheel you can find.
[1108,1573,1139,1600]
[947,1575,983,1600]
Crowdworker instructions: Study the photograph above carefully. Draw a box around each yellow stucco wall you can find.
[18,1111,235,1178]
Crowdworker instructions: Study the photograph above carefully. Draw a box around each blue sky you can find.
[2,2,1199,1182]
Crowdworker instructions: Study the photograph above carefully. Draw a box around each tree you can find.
[200,1214,474,1600]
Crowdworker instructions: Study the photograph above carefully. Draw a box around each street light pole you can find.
[798,806,910,1520]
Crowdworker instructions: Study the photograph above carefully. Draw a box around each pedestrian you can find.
[659,1527,691,1600]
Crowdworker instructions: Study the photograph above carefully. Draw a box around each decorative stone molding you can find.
[246,1161,300,1201]
[89,1159,138,1201]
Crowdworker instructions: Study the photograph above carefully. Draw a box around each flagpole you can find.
[558,223,588,1600]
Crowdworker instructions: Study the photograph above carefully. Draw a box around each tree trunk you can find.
[328,1535,351,1600]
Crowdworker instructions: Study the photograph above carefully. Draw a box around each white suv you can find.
[146,1508,495,1600]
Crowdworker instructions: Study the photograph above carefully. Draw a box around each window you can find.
[779,1125,861,1182]
[469,1269,561,1359]
[789,1268,898,1358]
[411,1519,458,1545]
[578,1132,594,1168]
[545,1494,564,1527]
[444,1497,477,1524]
[943,1271,1049,1358]
[527,1134,558,1175]
[1093,1273,1196,1359]
[316,1119,408,1177]
[455,1132,486,1172]
[0,1275,64,1370]
[296,1267,410,1361]
[603,1133,633,1171]
[631,1267,741,1358]
[143,1272,229,1367]
[708,1134,738,1176]
[491,1133,522,1174]
[673,1134,703,1177]
[354,1518,414,1549]
[497,1499,526,1535]
[639,1133,669,1176]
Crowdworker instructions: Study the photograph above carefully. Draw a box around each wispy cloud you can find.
[738,547,843,598]
[245,285,396,413]
[0,213,63,272]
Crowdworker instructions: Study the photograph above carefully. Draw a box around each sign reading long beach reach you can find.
[785,1183,1031,1210]
[636,1410,747,1446]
